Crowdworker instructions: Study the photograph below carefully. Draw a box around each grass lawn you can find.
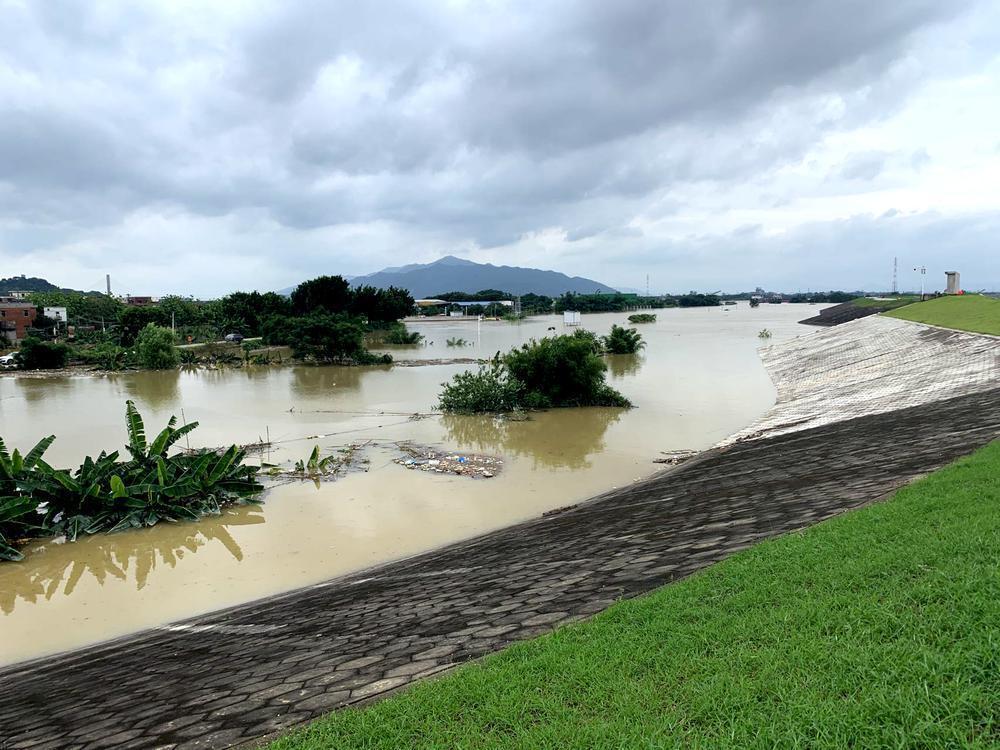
[885,294,1000,336]
[851,295,920,309]
[272,441,1000,749]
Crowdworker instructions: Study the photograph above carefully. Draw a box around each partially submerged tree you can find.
[135,324,179,369]
[438,334,631,413]
[602,325,645,354]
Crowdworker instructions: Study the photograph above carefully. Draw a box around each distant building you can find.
[945,271,961,295]
[5,290,32,300]
[44,306,68,323]
[0,301,37,344]
[125,296,158,306]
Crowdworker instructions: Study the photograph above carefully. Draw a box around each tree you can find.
[135,324,179,369]
[291,276,352,315]
[264,312,384,364]
[219,291,292,335]
[119,306,169,345]
[15,336,69,370]
[603,325,645,354]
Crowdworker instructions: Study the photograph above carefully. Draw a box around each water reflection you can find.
[115,370,181,408]
[0,507,263,615]
[290,365,367,397]
[440,408,622,469]
[606,354,643,378]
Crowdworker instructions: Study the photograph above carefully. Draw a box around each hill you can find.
[0,275,62,294]
[347,256,618,297]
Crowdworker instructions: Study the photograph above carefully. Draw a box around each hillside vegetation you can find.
[885,295,1000,335]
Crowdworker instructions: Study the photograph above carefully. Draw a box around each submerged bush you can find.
[382,323,423,345]
[628,313,657,324]
[602,325,645,354]
[437,334,631,413]
[0,401,263,561]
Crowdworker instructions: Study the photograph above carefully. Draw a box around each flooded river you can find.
[0,304,822,664]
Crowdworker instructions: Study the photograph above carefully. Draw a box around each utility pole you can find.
[645,273,650,298]
[106,274,112,296]
[913,265,926,300]
[892,257,898,295]
[171,311,176,334]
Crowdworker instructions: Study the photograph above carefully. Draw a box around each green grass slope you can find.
[272,441,1000,749]
[885,295,1000,336]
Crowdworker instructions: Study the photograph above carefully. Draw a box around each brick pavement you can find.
[2,386,998,750]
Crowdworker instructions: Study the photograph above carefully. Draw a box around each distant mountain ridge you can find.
[346,256,618,297]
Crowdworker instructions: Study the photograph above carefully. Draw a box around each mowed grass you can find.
[851,295,920,309]
[885,294,1000,335]
[271,441,1000,750]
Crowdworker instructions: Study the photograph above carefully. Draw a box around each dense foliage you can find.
[264,312,390,364]
[438,334,631,413]
[14,336,69,369]
[627,313,656,323]
[0,401,263,561]
[602,325,645,354]
[135,324,179,369]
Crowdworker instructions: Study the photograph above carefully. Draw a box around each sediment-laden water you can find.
[0,303,822,663]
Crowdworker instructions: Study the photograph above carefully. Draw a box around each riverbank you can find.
[273,436,1000,750]
[1,316,997,749]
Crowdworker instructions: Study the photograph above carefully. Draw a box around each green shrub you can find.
[437,360,523,413]
[78,342,133,370]
[438,334,631,413]
[14,336,69,370]
[602,324,645,354]
[628,313,656,323]
[135,324,179,369]
[383,323,423,345]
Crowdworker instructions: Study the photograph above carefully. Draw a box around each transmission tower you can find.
[891,257,898,294]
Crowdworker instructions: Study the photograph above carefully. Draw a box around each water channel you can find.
[0,303,824,664]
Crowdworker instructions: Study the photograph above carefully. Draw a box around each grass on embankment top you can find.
[272,441,1000,749]
[884,294,1000,336]
[851,295,920,309]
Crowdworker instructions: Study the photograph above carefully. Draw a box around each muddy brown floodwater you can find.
[0,304,824,664]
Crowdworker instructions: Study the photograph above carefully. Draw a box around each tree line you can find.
[10,277,415,370]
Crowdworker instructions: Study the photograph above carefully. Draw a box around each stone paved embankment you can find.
[725,315,999,443]
[1,321,998,750]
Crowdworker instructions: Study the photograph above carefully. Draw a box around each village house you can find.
[0,299,37,343]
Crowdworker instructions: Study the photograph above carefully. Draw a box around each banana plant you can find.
[0,401,264,557]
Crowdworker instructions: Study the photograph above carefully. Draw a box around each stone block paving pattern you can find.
[1,386,998,750]
[725,317,999,444]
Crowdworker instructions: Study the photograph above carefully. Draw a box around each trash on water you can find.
[394,443,503,479]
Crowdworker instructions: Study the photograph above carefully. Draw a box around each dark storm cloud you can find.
[0,0,992,295]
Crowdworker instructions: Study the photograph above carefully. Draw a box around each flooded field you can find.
[0,303,823,664]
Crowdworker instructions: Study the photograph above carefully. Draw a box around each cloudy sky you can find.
[1,0,998,297]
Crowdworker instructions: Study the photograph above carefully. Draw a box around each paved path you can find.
[2,387,998,750]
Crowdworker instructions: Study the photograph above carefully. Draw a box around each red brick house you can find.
[0,301,37,344]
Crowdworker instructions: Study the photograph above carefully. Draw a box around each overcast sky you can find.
[1,0,998,297]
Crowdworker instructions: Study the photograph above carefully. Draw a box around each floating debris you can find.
[394,443,503,479]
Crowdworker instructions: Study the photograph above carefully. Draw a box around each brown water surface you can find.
[0,304,822,663]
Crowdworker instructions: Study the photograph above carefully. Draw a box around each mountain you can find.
[347,256,618,297]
